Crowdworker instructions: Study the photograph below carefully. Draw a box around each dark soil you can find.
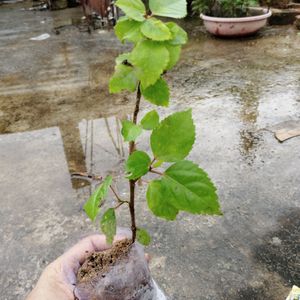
[77,239,132,283]
[75,240,155,300]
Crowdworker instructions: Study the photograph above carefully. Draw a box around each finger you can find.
[61,235,105,266]
[61,234,127,266]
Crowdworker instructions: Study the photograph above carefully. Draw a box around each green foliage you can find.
[165,44,181,71]
[115,17,143,43]
[166,22,188,45]
[83,0,221,248]
[163,161,221,214]
[147,161,221,220]
[115,52,131,65]
[152,159,163,168]
[140,110,160,130]
[131,40,169,89]
[100,208,116,245]
[84,176,112,221]
[149,0,188,18]
[109,64,137,93]
[121,120,142,142]
[125,151,151,180]
[150,109,195,162]
[141,18,172,41]
[191,0,258,17]
[147,180,179,220]
[136,228,151,245]
[115,0,146,21]
[141,78,170,107]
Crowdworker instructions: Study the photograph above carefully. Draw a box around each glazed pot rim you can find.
[200,9,272,23]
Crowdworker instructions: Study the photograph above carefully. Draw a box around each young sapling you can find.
[83,0,222,247]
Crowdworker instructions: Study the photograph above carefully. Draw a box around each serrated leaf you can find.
[109,64,138,93]
[141,17,171,41]
[150,109,195,162]
[84,175,113,221]
[141,110,160,130]
[149,0,187,18]
[147,180,178,220]
[116,0,146,22]
[100,208,116,245]
[115,17,143,43]
[163,160,221,215]
[141,78,169,107]
[166,22,188,45]
[136,228,151,246]
[121,120,142,142]
[165,44,181,70]
[125,151,151,180]
[131,40,169,89]
[115,52,131,65]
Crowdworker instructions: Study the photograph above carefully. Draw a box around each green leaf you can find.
[136,228,151,246]
[165,44,181,70]
[147,180,178,220]
[125,151,151,180]
[100,208,116,245]
[149,0,187,18]
[115,0,146,22]
[141,78,169,107]
[131,40,169,89]
[115,53,131,65]
[141,17,171,41]
[163,160,221,215]
[121,120,142,142]
[141,110,160,130]
[109,64,138,93]
[166,22,188,45]
[84,175,113,221]
[150,109,195,162]
[152,159,163,168]
[115,17,143,43]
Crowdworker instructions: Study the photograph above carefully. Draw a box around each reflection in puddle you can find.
[232,83,262,164]
[73,117,125,190]
[59,117,125,190]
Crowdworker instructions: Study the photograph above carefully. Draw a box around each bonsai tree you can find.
[83,0,222,246]
[192,0,258,17]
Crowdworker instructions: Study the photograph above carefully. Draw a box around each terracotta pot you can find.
[200,9,272,37]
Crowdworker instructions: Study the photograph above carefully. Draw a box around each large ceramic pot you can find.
[200,9,272,37]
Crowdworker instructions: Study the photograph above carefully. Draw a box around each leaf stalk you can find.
[129,83,142,243]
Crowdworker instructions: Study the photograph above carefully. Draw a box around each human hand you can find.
[26,235,121,300]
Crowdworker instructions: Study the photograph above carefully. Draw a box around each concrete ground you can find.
[0,2,299,299]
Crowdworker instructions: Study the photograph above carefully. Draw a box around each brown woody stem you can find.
[129,83,141,243]
[150,169,164,176]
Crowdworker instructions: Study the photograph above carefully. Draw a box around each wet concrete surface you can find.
[0,1,300,299]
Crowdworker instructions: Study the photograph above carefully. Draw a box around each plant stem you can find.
[150,169,164,176]
[129,83,141,243]
[114,201,128,210]
[110,186,124,202]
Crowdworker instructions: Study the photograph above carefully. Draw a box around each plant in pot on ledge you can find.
[192,0,272,36]
[75,0,222,299]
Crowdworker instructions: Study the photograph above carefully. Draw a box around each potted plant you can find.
[192,0,272,36]
[75,0,222,299]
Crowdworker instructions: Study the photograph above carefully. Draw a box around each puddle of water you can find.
[0,5,300,299]
[1,7,299,175]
